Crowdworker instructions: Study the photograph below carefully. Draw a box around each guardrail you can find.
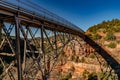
[0,0,84,33]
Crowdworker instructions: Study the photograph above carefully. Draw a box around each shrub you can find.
[88,73,98,80]
[86,34,92,38]
[82,70,90,79]
[92,34,102,40]
[61,72,72,80]
[72,55,79,63]
[80,57,85,63]
[117,40,120,44]
[108,42,116,48]
[69,66,75,72]
[89,53,95,59]
[105,32,116,41]
[98,72,106,80]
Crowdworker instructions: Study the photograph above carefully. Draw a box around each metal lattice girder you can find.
[7,17,74,79]
[0,20,15,55]
[0,21,17,79]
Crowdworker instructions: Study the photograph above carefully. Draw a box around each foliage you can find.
[108,42,117,48]
[88,53,95,59]
[82,71,98,80]
[93,34,102,40]
[72,55,79,63]
[88,72,98,80]
[105,32,116,41]
[80,57,85,63]
[82,70,90,79]
[87,19,120,42]
[69,66,75,72]
[98,72,106,80]
[61,72,72,80]
[87,19,120,34]
[117,40,120,44]
[86,34,92,38]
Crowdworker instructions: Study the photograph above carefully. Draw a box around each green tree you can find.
[0,23,2,43]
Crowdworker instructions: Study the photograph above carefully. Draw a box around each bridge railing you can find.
[0,0,84,33]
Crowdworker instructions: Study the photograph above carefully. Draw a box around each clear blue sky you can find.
[7,0,120,31]
[29,0,120,31]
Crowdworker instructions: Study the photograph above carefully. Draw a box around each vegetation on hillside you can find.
[85,19,120,79]
[108,42,117,48]
[86,19,120,43]
[87,19,120,34]
[104,32,116,41]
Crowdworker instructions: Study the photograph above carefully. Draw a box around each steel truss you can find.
[0,16,78,80]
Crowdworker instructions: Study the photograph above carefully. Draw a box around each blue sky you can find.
[7,0,120,31]
[29,0,120,31]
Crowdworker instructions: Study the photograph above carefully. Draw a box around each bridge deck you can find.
[0,0,84,37]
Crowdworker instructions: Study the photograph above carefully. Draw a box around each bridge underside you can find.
[0,11,85,79]
[0,4,85,79]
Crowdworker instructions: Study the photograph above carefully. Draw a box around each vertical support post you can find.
[15,17,22,80]
[63,33,65,42]
[22,26,28,73]
[54,30,57,56]
[0,20,2,43]
[41,25,47,80]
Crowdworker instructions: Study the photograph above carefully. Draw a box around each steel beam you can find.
[41,25,47,80]
[15,16,22,80]
[22,26,28,73]
[0,21,2,43]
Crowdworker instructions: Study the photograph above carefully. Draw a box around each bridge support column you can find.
[41,25,47,80]
[22,26,28,75]
[0,20,2,43]
[54,30,58,57]
[117,72,120,80]
[15,17,22,80]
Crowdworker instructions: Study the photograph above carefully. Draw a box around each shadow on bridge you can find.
[84,35,120,80]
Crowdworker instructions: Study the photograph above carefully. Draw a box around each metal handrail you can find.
[0,0,84,33]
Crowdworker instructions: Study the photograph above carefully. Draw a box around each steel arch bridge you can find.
[0,0,120,80]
